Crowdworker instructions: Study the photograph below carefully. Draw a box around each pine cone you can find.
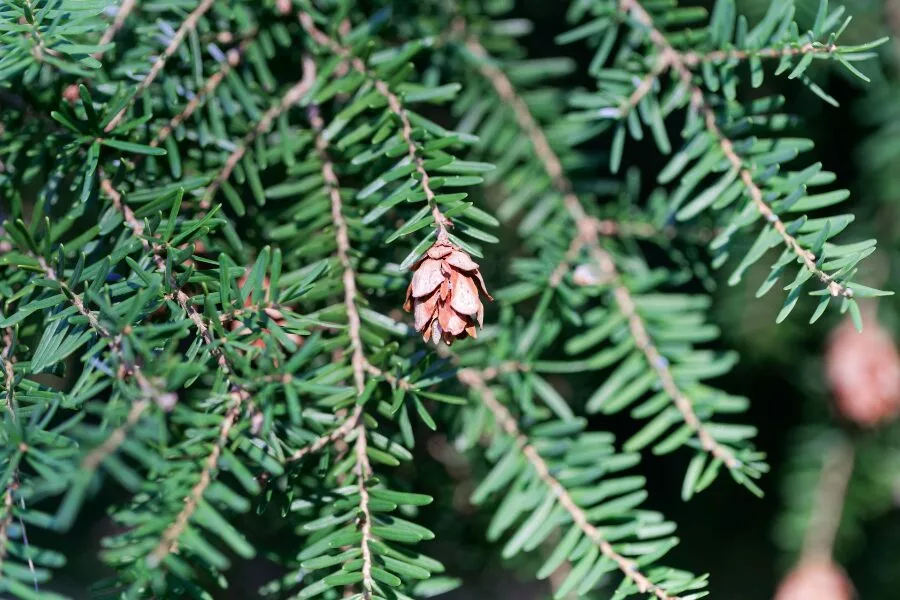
[774,559,853,600]
[825,308,900,427]
[404,239,492,345]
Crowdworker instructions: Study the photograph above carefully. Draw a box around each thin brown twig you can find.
[310,102,366,396]
[288,405,364,463]
[200,55,317,209]
[298,12,452,239]
[681,42,838,67]
[549,234,588,289]
[619,54,671,115]
[619,0,852,298]
[375,79,452,239]
[150,33,257,148]
[80,399,151,472]
[93,0,139,59]
[802,437,855,561]
[2,329,16,421]
[591,247,741,469]
[104,0,215,133]
[457,368,678,600]
[468,32,741,470]
[353,425,375,598]
[309,100,377,596]
[477,360,529,382]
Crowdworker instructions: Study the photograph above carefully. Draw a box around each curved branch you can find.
[466,33,741,470]
[458,368,680,600]
[104,0,215,132]
[150,32,257,148]
[148,389,247,566]
[299,12,451,239]
[619,0,853,298]
[201,55,317,209]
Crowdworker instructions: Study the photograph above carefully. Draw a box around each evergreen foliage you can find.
[0,0,890,598]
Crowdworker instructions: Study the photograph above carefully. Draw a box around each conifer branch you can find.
[201,55,317,209]
[283,105,372,469]
[150,33,257,148]
[285,100,424,472]
[457,368,680,600]
[619,0,853,298]
[587,249,741,469]
[26,249,160,486]
[148,388,248,566]
[377,80,452,239]
[298,12,452,238]
[681,42,839,67]
[310,103,366,396]
[93,0,138,59]
[699,99,851,298]
[104,0,215,132]
[37,256,115,340]
[102,179,265,566]
[282,104,373,470]
[308,100,377,598]
[468,32,741,470]
[102,179,239,380]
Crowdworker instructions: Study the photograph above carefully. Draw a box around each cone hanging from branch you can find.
[774,559,853,600]
[825,307,900,427]
[404,236,492,346]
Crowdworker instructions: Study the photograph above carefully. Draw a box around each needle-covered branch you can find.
[465,30,757,482]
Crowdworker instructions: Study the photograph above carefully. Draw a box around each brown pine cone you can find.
[404,238,492,346]
[825,308,900,427]
[774,559,853,600]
